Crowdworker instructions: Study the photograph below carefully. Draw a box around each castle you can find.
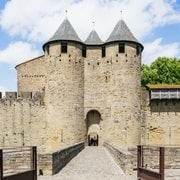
[0,18,179,154]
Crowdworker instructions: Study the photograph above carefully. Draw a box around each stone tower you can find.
[42,18,143,149]
[42,19,86,150]
[15,18,143,150]
[84,20,143,148]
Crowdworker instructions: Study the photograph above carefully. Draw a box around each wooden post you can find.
[32,146,37,180]
[159,147,165,180]
[97,135,99,146]
[88,135,90,146]
[0,149,3,179]
[137,145,142,178]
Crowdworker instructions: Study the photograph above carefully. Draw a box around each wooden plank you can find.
[3,170,35,180]
[138,168,161,180]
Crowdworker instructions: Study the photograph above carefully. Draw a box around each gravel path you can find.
[38,146,136,180]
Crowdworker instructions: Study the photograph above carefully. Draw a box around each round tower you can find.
[104,20,143,148]
[43,19,86,150]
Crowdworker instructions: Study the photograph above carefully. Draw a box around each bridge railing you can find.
[137,145,165,180]
[0,146,37,180]
[137,145,180,180]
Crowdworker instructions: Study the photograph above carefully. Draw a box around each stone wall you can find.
[1,42,87,152]
[12,41,143,151]
[38,153,52,175]
[104,141,135,175]
[0,97,47,152]
[141,90,180,145]
[16,55,46,95]
[165,146,180,169]
[52,142,84,174]
[44,42,86,151]
[38,142,84,175]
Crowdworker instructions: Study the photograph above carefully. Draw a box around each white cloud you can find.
[0,0,180,66]
[0,41,41,65]
[0,0,179,93]
[0,0,180,42]
[142,38,180,64]
[0,0,69,42]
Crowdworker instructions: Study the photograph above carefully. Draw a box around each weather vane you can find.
[120,10,123,19]
[65,10,68,19]
[92,21,95,30]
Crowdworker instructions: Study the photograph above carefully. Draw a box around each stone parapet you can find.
[52,142,84,174]
[0,90,45,107]
[19,92,32,99]
[38,153,52,175]
[104,142,134,175]
[5,92,17,99]
[38,142,85,175]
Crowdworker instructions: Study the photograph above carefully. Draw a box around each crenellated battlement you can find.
[0,88,45,106]
[5,91,17,99]
[0,92,47,150]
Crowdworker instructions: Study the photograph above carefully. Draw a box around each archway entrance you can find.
[86,110,101,146]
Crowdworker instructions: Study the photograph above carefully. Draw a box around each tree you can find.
[141,57,180,87]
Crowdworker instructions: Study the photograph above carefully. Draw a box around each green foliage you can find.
[141,57,180,87]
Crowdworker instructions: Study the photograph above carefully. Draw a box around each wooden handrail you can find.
[137,145,165,180]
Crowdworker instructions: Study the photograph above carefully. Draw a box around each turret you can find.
[43,19,82,52]
[104,19,143,147]
[84,30,103,58]
[43,18,86,150]
[85,30,103,45]
[105,19,143,53]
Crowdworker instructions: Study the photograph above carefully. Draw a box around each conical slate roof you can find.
[84,30,103,45]
[43,19,82,49]
[106,20,140,44]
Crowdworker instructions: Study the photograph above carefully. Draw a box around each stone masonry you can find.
[0,18,179,175]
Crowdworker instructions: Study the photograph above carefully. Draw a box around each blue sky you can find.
[0,0,180,95]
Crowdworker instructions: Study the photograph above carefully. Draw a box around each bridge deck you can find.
[38,146,136,180]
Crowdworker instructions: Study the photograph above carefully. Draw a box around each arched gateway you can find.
[85,110,102,146]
